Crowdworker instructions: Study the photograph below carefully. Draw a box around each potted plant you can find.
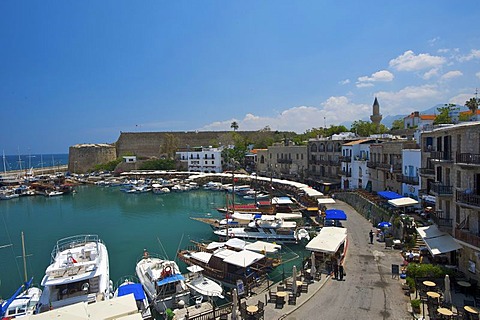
[411,299,421,313]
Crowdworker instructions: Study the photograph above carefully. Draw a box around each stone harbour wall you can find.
[68,144,117,173]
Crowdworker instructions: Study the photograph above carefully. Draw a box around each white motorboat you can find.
[45,190,64,197]
[0,189,20,200]
[114,276,152,320]
[1,278,42,318]
[214,216,309,244]
[37,234,112,313]
[185,265,223,300]
[135,251,190,313]
[152,184,170,194]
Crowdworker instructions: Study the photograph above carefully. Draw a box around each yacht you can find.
[184,265,223,300]
[213,216,309,244]
[135,251,190,314]
[1,278,42,318]
[37,235,112,312]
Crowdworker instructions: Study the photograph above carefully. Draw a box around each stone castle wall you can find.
[68,144,116,173]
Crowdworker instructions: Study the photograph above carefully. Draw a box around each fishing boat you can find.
[37,234,112,313]
[0,188,20,200]
[177,240,276,290]
[135,250,190,313]
[184,265,224,300]
[213,216,309,244]
[114,276,152,320]
[44,190,64,197]
[1,233,42,318]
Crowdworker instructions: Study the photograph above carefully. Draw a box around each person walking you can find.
[369,230,374,244]
[338,261,344,281]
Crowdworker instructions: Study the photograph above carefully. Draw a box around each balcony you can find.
[456,190,480,208]
[429,211,453,232]
[419,167,435,176]
[339,156,351,162]
[455,228,480,248]
[397,175,420,185]
[376,163,402,172]
[367,161,377,169]
[430,182,453,196]
[277,158,292,164]
[456,153,480,166]
[430,151,453,162]
[339,170,351,177]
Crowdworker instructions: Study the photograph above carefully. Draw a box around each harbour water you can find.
[0,185,304,300]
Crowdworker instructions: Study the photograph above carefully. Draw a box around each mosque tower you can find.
[370,97,382,130]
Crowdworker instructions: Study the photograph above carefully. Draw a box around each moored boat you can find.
[184,265,224,300]
[37,234,112,312]
[135,250,190,314]
[114,276,152,320]
[1,278,42,319]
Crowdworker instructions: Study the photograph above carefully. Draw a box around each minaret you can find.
[370,97,382,130]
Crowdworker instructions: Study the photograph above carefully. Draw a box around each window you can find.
[311,144,318,152]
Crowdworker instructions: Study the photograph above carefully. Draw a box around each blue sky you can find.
[1,1,479,154]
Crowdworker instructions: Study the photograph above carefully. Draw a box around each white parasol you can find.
[444,274,452,305]
[231,288,238,320]
[292,265,298,297]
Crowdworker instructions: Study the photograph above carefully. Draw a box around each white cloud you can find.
[389,50,446,71]
[476,71,480,79]
[339,79,350,85]
[199,97,370,133]
[440,70,463,81]
[375,85,440,114]
[428,37,440,46]
[458,49,480,62]
[356,70,394,87]
[423,68,439,80]
[449,93,473,106]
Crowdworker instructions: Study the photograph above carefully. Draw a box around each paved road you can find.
[285,200,411,320]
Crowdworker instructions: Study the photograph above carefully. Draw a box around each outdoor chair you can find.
[288,293,296,305]
[275,295,285,309]
[240,301,247,311]
[314,272,321,281]
[277,285,285,291]
[268,292,277,304]
[240,307,247,320]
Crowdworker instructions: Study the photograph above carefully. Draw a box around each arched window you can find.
[319,143,325,152]
[260,155,265,163]
[310,144,317,152]
[336,143,342,152]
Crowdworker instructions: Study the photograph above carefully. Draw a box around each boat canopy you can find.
[187,265,204,273]
[301,187,323,198]
[222,250,265,268]
[117,283,146,301]
[325,209,347,220]
[244,241,281,253]
[156,274,185,286]
[306,227,347,254]
[388,197,419,207]
[317,197,336,204]
[191,251,212,264]
[271,197,293,205]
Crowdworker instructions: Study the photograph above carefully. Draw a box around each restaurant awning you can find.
[388,197,419,207]
[301,187,324,198]
[325,209,347,220]
[306,227,347,254]
[416,225,461,256]
[377,191,403,200]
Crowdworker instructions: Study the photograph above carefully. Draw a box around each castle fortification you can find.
[68,144,116,173]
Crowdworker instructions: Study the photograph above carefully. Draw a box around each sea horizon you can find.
[1,153,69,172]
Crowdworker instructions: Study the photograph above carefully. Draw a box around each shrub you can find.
[411,298,421,310]
[406,276,416,292]
[406,263,445,279]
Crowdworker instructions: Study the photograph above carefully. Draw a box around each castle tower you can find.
[370,97,382,129]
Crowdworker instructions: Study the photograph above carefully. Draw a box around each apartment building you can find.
[419,122,480,278]
[255,142,307,182]
[340,139,374,190]
[176,146,224,173]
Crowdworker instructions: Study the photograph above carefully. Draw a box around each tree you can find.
[230,121,239,131]
[390,119,404,130]
[350,120,388,137]
[433,106,452,125]
[160,133,179,159]
[465,97,479,120]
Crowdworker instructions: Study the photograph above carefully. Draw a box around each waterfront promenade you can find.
[238,199,411,320]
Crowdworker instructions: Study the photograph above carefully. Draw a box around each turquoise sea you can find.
[0,185,304,300]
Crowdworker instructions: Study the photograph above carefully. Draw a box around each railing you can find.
[187,302,232,320]
[396,175,419,185]
[277,158,292,164]
[429,212,453,229]
[339,156,351,162]
[430,182,453,196]
[455,229,480,248]
[376,163,402,172]
[419,167,435,175]
[456,153,480,165]
[339,170,351,177]
[367,161,377,169]
[456,190,480,208]
[430,151,453,162]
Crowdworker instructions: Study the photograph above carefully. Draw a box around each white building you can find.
[340,139,373,190]
[176,146,224,173]
[401,149,421,200]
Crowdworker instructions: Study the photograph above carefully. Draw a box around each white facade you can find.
[401,149,421,199]
[176,147,224,173]
[340,140,372,190]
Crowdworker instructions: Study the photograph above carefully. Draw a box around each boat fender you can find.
[231,233,235,238]
[162,265,172,278]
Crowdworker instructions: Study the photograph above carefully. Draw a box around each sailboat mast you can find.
[21,231,27,283]
[2,150,6,174]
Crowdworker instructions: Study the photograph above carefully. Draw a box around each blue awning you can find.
[117,283,146,301]
[377,191,403,200]
[325,209,347,220]
[157,274,185,286]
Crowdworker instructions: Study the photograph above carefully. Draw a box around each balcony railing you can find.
[376,163,402,172]
[396,175,420,185]
[430,151,453,162]
[430,182,453,196]
[367,161,377,169]
[455,228,480,248]
[339,170,352,177]
[456,190,480,208]
[429,212,453,230]
[456,153,480,165]
[419,167,435,176]
[339,156,351,162]
[277,158,292,164]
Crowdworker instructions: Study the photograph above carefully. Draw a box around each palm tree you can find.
[465,97,479,120]
[231,121,239,132]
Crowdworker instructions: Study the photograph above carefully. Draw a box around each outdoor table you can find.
[457,281,472,295]
[427,291,441,299]
[423,280,436,287]
[437,307,453,317]
[276,291,287,298]
[464,305,480,314]
[296,281,303,287]
[246,305,258,315]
